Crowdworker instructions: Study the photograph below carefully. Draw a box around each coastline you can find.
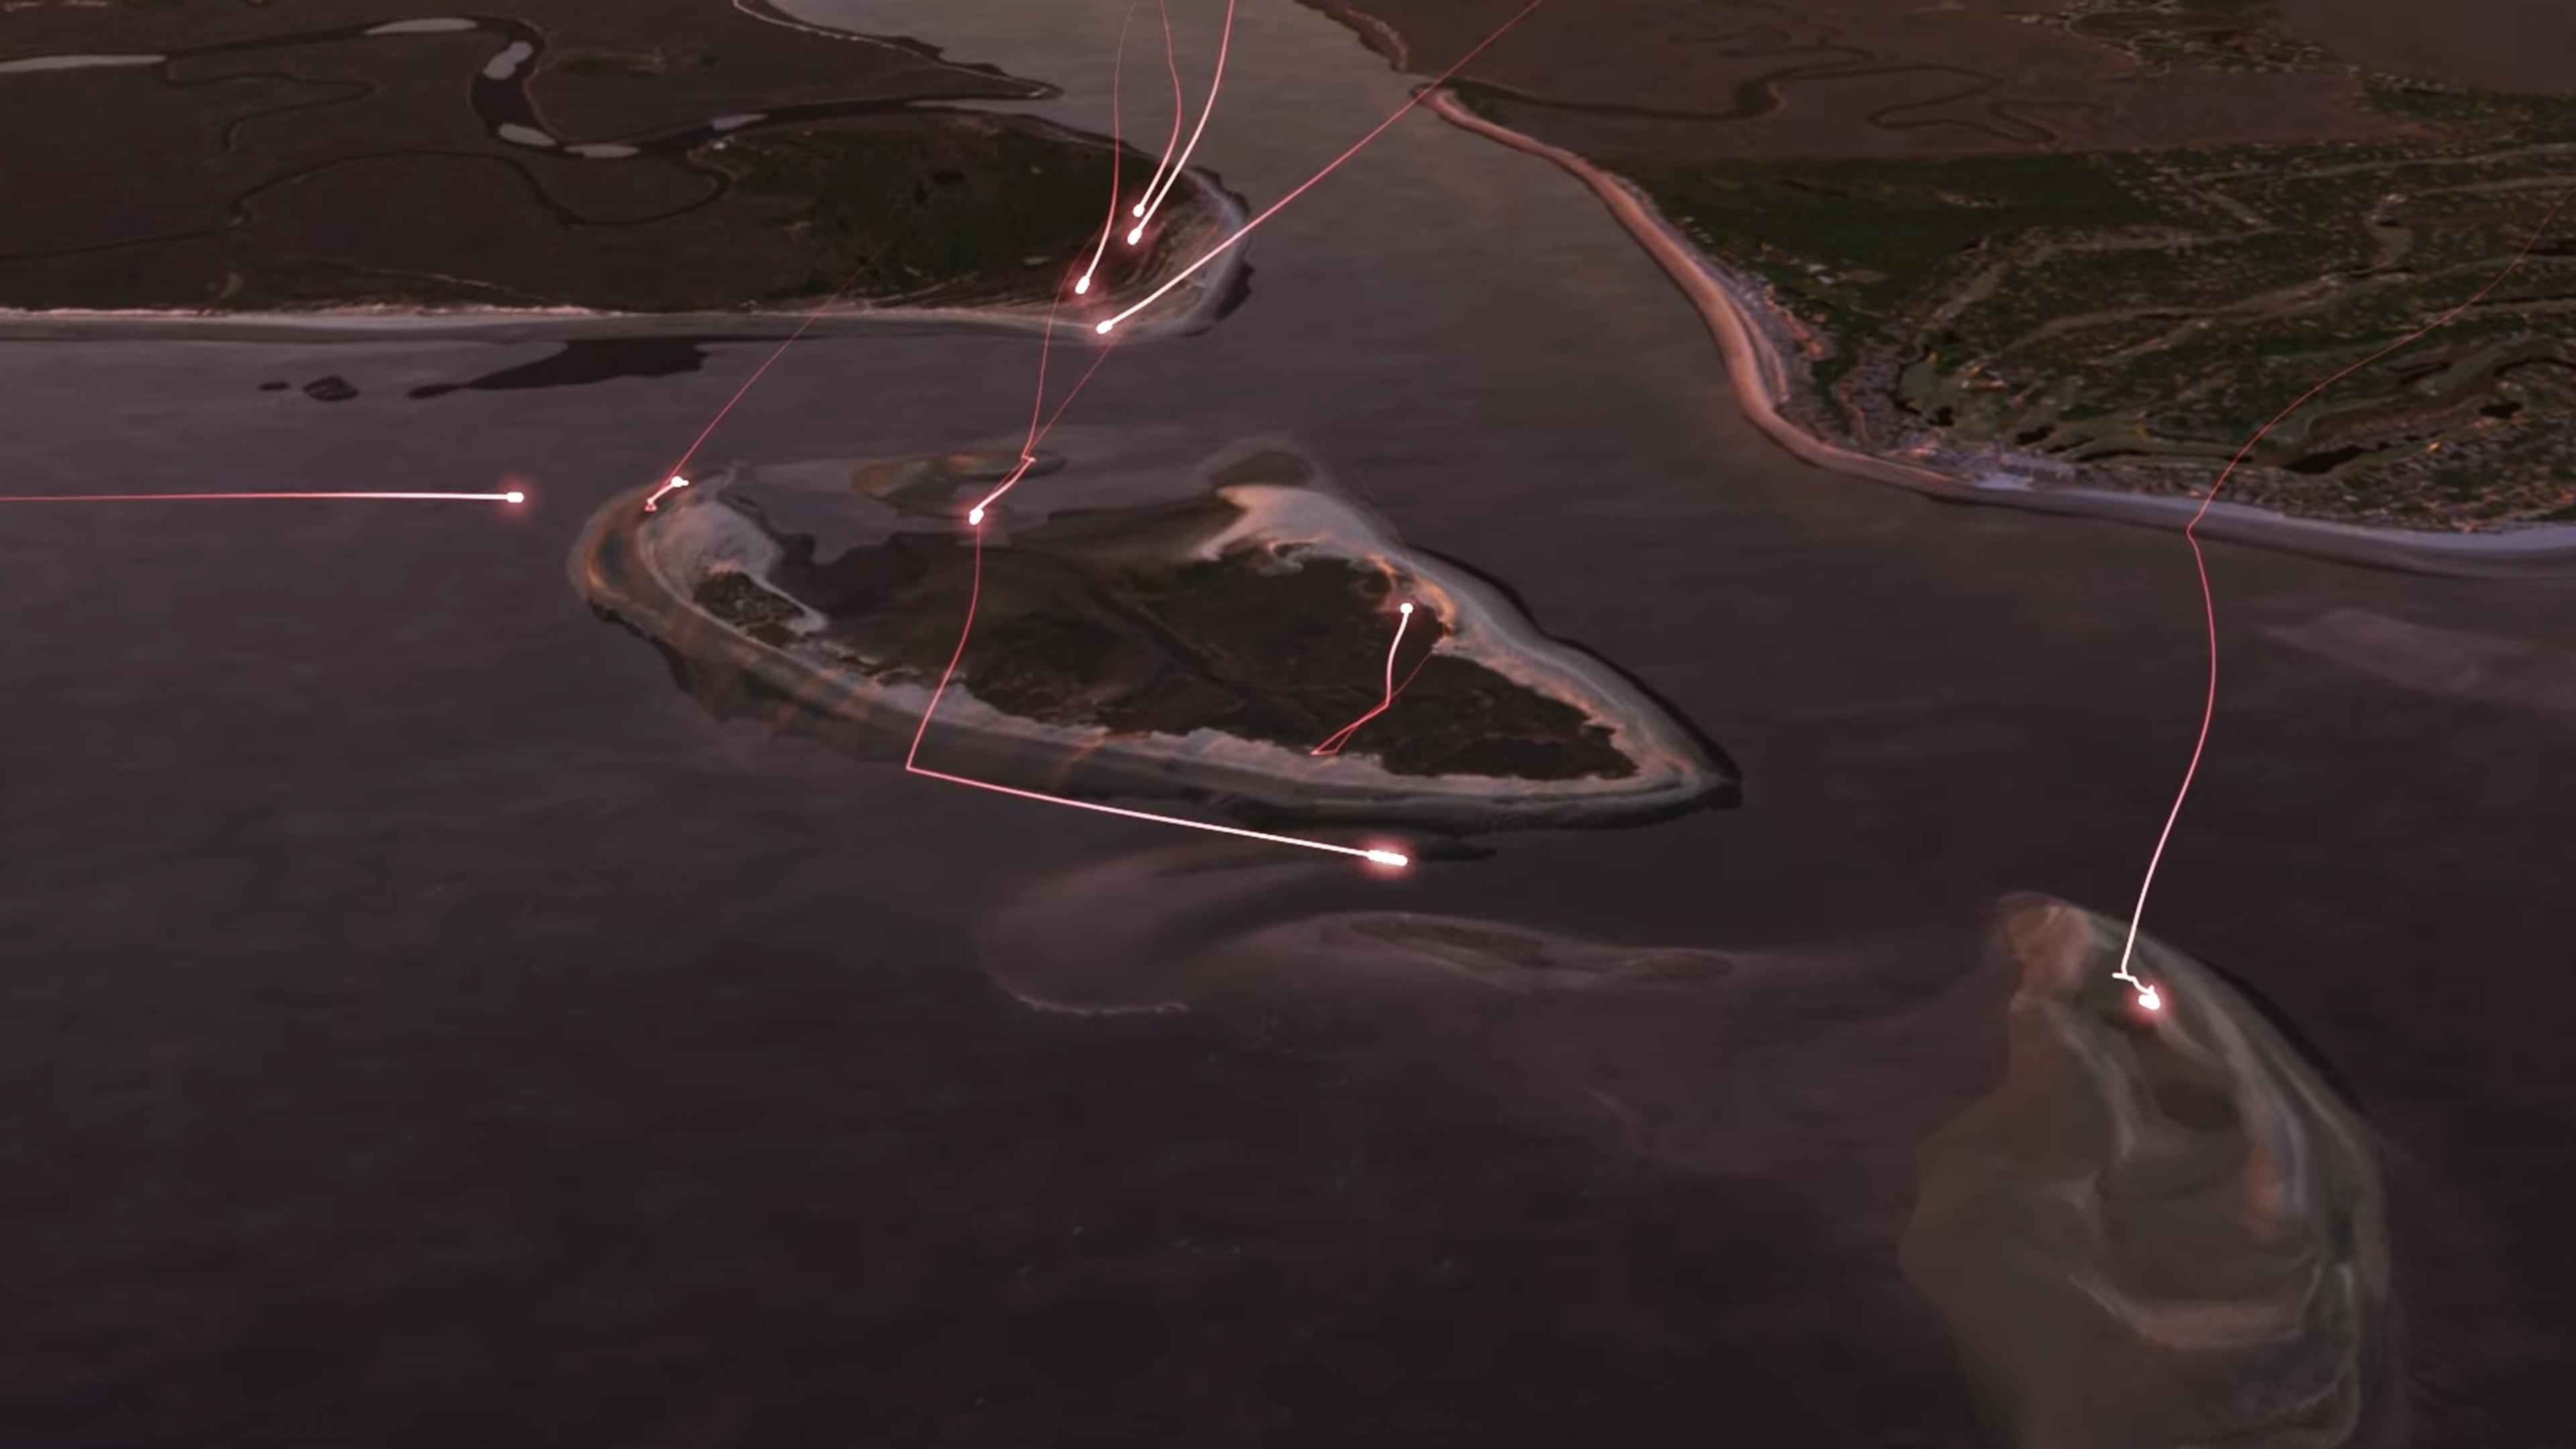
[570,471,1737,835]
[1421,88,2576,580]
[0,166,1250,347]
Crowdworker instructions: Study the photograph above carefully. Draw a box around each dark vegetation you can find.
[1604,75,2576,526]
[726,506,1640,783]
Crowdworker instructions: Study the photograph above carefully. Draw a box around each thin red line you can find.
[1099,0,1546,334]
[664,211,925,483]
[1314,602,1421,755]
[1077,0,1140,293]
[1130,0,1237,239]
[902,525,1401,865]
[674,5,1563,870]
[2114,185,2576,987]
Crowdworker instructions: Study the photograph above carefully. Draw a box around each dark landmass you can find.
[712,490,1636,783]
[0,1,1218,313]
[1313,0,2576,530]
[570,445,1736,830]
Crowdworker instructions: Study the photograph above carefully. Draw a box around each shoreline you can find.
[1421,88,2576,580]
[569,470,1735,835]
[0,166,1250,347]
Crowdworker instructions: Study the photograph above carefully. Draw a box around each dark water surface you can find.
[4,2,2573,1444]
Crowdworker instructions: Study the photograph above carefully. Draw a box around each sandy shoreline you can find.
[1422,89,2576,580]
[570,466,1735,835]
[0,170,1250,347]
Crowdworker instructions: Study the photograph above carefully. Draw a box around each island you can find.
[569,438,1737,834]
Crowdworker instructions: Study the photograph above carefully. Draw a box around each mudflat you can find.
[0,1,1214,312]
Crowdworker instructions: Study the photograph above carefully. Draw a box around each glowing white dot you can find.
[1073,276,1091,295]
[1364,849,1409,868]
[1094,320,1115,335]
[1398,602,1413,615]
[967,506,985,526]
[504,490,525,504]
[2139,985,2163,1012]
[1125,227,1144,246]
[1130,202,1147,218]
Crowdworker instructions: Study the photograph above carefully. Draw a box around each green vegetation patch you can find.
[718,117,1146,303]
[1601,109,2576,524]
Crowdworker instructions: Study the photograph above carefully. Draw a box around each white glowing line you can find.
[910,765,1407,867]
[1126,0,1235,246]
[643,475,692,513]
[1076,0,1145,297]
[1129,0,1186,221]
[1099,3,1544,335]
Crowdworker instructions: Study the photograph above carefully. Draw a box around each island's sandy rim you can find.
[0,162,1248,346]
[570,469,1737,834]
[1419,89,2576,580]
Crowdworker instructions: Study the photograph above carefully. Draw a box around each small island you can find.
[570,440,1737,834]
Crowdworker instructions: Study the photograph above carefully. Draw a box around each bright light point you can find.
[1398,602,1413,615]
[1364,849,1409,868]
[1125,227,1144,246]
[1095,320,1114,335]
[1073,276,1091,295]
[967,506,985,526]
[504,490,526,504]
[1132,202,1147,217]
[2139,985,2163,1012]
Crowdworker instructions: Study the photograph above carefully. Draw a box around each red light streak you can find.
[643,475,691,512]
[1075,0,1142,298]
[2112,184,2576,1008]
[0,490,523,504]
[1130,0,1184,221]
[1126,0,1234,248]
[654,206,931,499]
[1313,600,1423,755]
[1099,0,1544,335]
[667,2,1564,873]
[968,310,1121,525]
[902,522,1406,867]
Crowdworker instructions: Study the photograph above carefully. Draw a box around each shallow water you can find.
[4,1,2573,1442]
